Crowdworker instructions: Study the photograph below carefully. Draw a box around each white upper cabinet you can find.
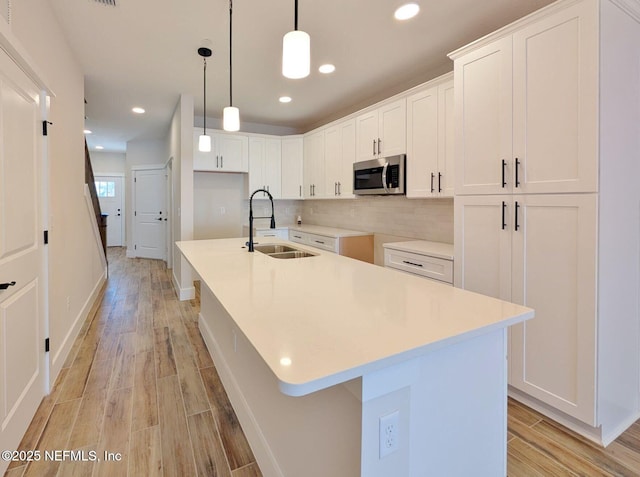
[356,98,406,162]
[512,1,597,194]
[324,119,355,198]
[303,131,326,198]
[248,137,281,199]
[406,76,454,198]
[193,129,249,173]
[453,38,513,195]
[453,0,597,195]
[281,136,304,200]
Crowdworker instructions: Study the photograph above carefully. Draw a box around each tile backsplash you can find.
[301,196,453,244]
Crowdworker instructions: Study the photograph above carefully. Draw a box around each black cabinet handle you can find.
[502,201,507,230]
[377,138,381,155]
[402,260,423,267]
[502,160,507,188]
[373,140,376,156]
[430,173,435,193]
[315,240,325,244]
[156,218,163,221]
[338,182,341,195]
[438,172,442,193]
[299,185,302,197]
[515,201,520,231]
[0,281,16,290]
[515,158,520,188]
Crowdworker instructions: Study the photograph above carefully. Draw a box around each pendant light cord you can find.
[203,57,207,134]
[294,0,298,30]
[229,0,233,107]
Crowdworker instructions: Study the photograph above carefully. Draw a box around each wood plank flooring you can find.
[4,247,640,476]
[4,248,259,477]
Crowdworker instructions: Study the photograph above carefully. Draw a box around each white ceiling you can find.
[50,0,555,152]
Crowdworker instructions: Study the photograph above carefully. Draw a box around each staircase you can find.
[84,141,108,258]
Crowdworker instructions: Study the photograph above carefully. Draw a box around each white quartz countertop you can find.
[383,240,455,261]
[288,224,372,238]
[177,238,532,396]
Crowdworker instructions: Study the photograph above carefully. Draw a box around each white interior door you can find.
[0,49,46,469]
[95,175,123,246]
[134,168,166,260]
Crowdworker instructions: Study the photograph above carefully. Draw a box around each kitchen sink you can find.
[254,244,299,254]
[253,244,317,259]
[268,251,316,259]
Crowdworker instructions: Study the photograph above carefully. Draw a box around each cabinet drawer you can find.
[289,231,308,245]
[384,249,453,284]
[256,228,288,239]
[306,234,337,252]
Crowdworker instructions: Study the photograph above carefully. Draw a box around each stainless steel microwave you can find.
[353,155,406,195]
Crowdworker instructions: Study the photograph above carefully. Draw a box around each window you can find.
[95,181,115,198]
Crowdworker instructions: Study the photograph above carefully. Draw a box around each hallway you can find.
[4,248,261,477]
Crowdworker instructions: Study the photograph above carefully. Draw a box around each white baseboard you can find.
[50,270,106,388]
[198,314,283,477]
[172,269,195,301]
[601,410,640,446]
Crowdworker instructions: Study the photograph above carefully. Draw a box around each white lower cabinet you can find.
[289,231,338,253]
[455,194,597,424]
[256,228,288,240]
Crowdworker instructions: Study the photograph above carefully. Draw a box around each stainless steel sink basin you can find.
[253,243,317,259]
[268,251,316,259]
[254,244,298,254]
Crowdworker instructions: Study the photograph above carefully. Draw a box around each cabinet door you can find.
[264,138,282,199]
[248,137,265,197]
[303,131,324,198]
[339,119,356,198]
[512,1,597,194]
[281,137,304,199]
[510,194,597,424]
[454,195,511,301]
[437,80,455,197]
[454,37,512,195]
[193,130,217,171]
[324,125,341,197]
[406,86,439,198]
[378,98,406,157]
[356,110,378,162]
[216,133,248,172]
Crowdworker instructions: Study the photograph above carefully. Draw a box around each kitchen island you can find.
[177,238,533,477]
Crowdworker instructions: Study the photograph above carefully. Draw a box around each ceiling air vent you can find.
[93,0,116,6]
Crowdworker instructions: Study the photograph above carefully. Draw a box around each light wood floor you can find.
[4,248,640,476]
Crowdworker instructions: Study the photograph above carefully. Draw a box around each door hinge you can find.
[42,121,53,136]
[45,338,50,352]
[44,230,49,244]
[134,244,137,250]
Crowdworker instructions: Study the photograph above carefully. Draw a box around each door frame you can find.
[166,158,174,269]
[0,30,52,474]
[94,173,125,247]
[130,164,167,259]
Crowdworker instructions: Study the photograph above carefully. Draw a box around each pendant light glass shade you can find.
[198,134,211,152]
[282,30,310,79]
[223,106,240,132]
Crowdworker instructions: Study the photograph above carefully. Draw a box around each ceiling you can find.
[50,0,555,153]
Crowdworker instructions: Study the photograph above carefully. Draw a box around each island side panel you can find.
[198,285,362,477]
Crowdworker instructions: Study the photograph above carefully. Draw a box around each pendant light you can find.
[223,0,240,131]
[197,46,212,152]
[282,0,310,79]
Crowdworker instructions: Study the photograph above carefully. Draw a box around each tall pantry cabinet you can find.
[451,0,640,445]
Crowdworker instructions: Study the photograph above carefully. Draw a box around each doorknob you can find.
[0,281,16,290]
[156,218,162,221]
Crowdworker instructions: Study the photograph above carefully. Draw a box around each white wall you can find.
[90,150,125,175]
[11,0,106,384]
[194,173,246,239]
[168,94,195,300]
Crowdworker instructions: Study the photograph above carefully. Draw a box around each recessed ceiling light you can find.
[318,64,335,74]
[394,3,420,20]
[83,129,92,134]
[132,107,145,114]
[95,145,104,150]
[279,96,292,103]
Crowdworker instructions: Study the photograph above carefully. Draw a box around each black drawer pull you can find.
[502,201,507,230]
[402,260,423,268]
[430,173,435,193]
[315,240,325,244]
[515,157,521,188]
[0,281,16,290]
[502,159,507,188]
[515,201,520,231]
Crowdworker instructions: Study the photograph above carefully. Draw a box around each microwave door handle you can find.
[382,163,389,193]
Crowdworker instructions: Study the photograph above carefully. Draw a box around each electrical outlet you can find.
[379,410,399,458]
